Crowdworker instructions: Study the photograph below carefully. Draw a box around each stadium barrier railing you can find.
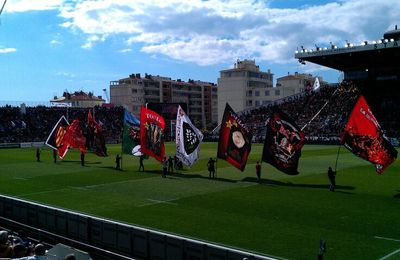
[0,195,283,260]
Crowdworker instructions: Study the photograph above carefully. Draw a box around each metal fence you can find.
[0,195,282,260]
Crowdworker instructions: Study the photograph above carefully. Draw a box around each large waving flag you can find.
[45,116,69,156]
[122,110,142,156]
[341,95,397,174]
[262,109,305,175]
[140,106,165,162]
[86,110,107,157]
[54,119,87,159]
[217,103,252,171]
[176,105,203,167]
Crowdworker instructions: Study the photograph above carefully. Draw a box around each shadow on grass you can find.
[394,191,400,199]
[85,161,102,165]
[242,177,355,191]
[159,171,237,183]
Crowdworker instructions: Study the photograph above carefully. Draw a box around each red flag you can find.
[45,116,69,155]
[86,110,108,157]
[140,106,165,162]
[341,95,397,174]
[59,119,87,159]
[217,103,252,171]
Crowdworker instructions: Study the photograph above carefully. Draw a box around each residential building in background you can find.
[110,74,218,129]
[50,91,105,108]
[217,60,326,121]
[276,72,326,95]
[217,59,273,122]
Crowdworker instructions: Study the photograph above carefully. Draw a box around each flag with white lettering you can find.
[341,95,397,174]
[140,106,165,162]
[217,103,252,171]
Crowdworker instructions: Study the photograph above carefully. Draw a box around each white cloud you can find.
[56,71,75,78]
[119,48,132,53]
[5,0,65,12]
[50,39,62,45]
[0,47,17,54]
[81,34,107,49]
[12,0,400,66]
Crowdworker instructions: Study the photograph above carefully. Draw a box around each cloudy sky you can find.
[0,0,398,102]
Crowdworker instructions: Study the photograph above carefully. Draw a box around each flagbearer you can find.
[162,157,167,178]
[207,158,216,179]
[36,148,41,162]
[138,155,145,172]
[115,154,121,170]
[255,161,261,183]
[80,152,85,166]
[327,166,336,191]
[53,149,57,163]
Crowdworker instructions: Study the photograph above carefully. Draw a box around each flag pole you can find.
[120,110,124,171]
[300,87,340,131]
[334,145,341,172]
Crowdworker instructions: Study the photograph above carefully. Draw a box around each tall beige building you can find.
[217,59,273,121]
[110,74,218,129]
[276,72,325,95]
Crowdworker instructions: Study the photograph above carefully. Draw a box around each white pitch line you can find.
[378,248,400,260]
[137,198,179,207]
[17,188,70,197]
[84,176,159,189]
[375,236,400,242]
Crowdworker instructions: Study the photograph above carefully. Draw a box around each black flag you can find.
[262,109,305,175]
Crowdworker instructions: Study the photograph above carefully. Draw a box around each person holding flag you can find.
[207,157,216,179]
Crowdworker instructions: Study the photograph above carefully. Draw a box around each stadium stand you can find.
[0,106,123,144]
[0,81,398,146]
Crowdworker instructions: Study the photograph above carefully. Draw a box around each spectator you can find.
[18,243,47,260]
[0,230,13,258]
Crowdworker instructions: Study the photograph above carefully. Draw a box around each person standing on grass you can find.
[36,148,41,162]
[115,154,121,170]
[53,149,57,163]
[162,157,167,178]
[255,161,261,183]
[167,156,174,174]
[139,155,145,172]
[207,158,216,179]
[80,152,85,166]
[328,166,336,191]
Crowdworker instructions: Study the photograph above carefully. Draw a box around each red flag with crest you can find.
[341,95,397,174]
[217,103,252,171]
[140,106,165,162]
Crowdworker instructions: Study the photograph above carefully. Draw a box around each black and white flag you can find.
[175,105,203,167]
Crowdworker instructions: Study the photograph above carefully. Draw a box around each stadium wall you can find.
[0,195,279,260]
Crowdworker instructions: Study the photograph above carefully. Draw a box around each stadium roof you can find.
[295,39,400,71]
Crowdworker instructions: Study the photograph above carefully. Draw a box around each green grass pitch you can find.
[0,143,399,259]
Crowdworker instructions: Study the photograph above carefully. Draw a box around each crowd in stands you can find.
[0,106,123,144]
[0,81,399,145]
[0,228,77,259]
[238,81,399,144]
